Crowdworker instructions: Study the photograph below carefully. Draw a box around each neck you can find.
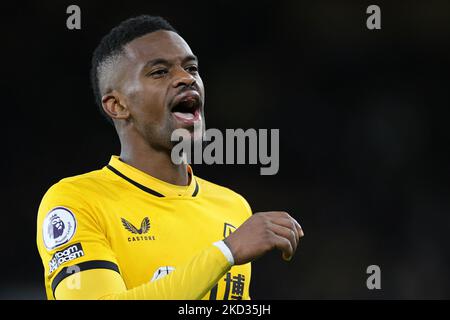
[118,131,189,186]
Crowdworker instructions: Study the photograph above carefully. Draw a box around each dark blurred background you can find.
[2,0,450,299]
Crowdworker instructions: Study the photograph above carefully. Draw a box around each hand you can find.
[224,211,304,265]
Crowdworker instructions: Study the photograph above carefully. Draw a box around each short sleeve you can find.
[36,181,120,299]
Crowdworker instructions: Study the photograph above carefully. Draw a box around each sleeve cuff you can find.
[213,240,235,266]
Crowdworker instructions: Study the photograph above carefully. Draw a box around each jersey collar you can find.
[105,155,199,198]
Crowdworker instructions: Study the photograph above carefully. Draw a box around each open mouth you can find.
[171,91,201,123]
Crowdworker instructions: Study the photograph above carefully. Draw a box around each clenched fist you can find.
[224,211,304,265]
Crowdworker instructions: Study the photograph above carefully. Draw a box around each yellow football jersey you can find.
[36,156,252,300]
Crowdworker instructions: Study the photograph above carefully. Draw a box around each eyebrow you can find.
[143,54,198,69]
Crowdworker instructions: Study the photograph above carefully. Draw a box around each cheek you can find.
[129,86,167,122]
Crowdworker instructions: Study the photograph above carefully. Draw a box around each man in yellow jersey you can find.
[36,15,304,300]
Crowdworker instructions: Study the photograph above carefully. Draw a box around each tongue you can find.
[173,112,194,120]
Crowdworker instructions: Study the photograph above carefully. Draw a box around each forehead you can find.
[123,30,194,63]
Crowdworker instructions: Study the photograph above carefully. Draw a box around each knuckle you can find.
[270,234,278,247]
[263,229,273,242]
[289,230,296,240]
[290,220,296,231]
[281,211,291,219]
[258,212,269,222]
[283,238,292,250]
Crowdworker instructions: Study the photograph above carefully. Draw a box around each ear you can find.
[101,91,130,120]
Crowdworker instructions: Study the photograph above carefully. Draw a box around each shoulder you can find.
[195,176,252,217]
[196,176,244,200]
[37,169,110,224]
[41,169,108,202]
[36,169,111,250]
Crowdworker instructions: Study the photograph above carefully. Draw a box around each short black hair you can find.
[90,15,177,124]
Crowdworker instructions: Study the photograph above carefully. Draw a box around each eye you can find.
[185,65,199,74]
[148,69,168,78]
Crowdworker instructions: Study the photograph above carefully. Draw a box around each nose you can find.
[172,67,196,89]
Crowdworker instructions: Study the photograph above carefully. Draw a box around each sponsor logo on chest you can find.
[121,216,157,242]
